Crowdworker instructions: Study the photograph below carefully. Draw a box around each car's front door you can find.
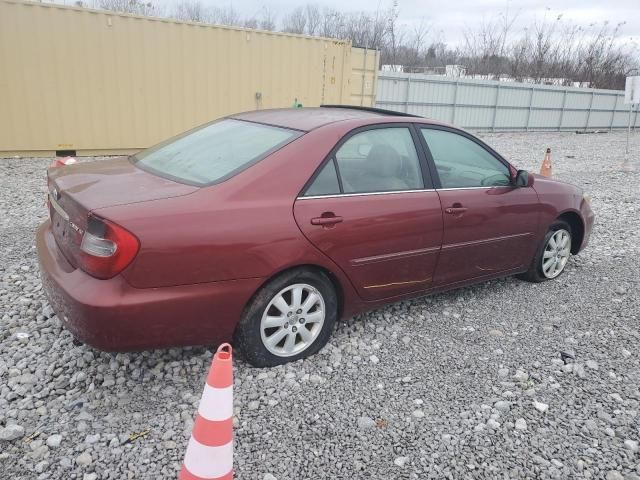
[418,126,540,287]
[293,125,443,301]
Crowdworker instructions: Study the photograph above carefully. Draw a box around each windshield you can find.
[131,119,300,186]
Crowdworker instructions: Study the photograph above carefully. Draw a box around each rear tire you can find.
[234,268,337,367]
[517,220,572,283]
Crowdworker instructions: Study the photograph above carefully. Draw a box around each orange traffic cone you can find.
[539,148,552,177]
[179,344,233,480]
[50,156,77,168]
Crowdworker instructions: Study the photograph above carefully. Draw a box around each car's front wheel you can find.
[518,220,572,282]
[234,268,337,367]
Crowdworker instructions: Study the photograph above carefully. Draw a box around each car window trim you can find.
[298,123,435,198]
[298,188,437,200]
[415,124,514,190]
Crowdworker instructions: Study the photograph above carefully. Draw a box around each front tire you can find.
[518,220,572,283]
[234,268,337,367]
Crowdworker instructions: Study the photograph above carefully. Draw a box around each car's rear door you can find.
[418,126,540,286]
[293,124,443,301]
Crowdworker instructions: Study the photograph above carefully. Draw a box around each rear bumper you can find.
[36,221,263,351]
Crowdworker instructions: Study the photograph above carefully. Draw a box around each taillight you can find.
[79,214,139,279]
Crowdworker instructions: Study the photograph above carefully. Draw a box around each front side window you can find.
[132,119,299,186]
[333,127,424,194]
[421,129,511,188]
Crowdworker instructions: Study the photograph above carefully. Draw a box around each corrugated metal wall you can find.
[376,72,639,131]
[0,0,378,156]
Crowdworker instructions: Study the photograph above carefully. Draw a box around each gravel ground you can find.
[1,131,639,480]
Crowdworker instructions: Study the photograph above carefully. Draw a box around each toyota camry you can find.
[37,106,595,367]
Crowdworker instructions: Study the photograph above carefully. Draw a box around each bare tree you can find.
[98,0,162,16]
[282,7,307,34]
[305,5,321,36]
[319,7,343,38]
[211,5,241,26]
[385,1,404,70]
[258,7,277,31]
[85,0,638,88]
[173,0,209,23]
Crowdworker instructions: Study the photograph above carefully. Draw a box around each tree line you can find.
[80,0,638,89]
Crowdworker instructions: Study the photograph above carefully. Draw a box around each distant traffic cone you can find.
[540,148,552,177]
[50,156,76,168]
[179,344,233,480]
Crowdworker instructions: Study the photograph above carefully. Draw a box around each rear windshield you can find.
[131,119,300,186]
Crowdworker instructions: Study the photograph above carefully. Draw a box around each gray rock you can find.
[487,418,501,430]
[606,472,624,480]
[624,439,639,452]
[357,416,376,429]
[533,400,549,413]
[513,370,529,382]
[394,456,410,467]
[75,451,92,467]
[46,434,63,448]
[494,400,511,413]
[0,424,25,441]
[515,418,527,430]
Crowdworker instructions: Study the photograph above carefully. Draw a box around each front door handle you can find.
[311,214,343,226]
[445,204,468,214]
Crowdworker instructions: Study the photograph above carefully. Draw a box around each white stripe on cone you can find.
[198,385,233,421]
[183,437,233,479]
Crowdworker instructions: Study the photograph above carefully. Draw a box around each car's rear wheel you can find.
[234,268,337,367]
[518,220,572,283]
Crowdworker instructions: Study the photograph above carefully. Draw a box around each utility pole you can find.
[622,68,639,171]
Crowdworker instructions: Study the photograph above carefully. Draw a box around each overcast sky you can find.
[159,0,640,48]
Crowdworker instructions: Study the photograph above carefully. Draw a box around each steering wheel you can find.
[481,174,510,187]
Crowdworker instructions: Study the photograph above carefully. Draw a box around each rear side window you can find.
[132,119,299,186]
[305,159,340,196]
[336,128,423,193]
[304,127,424,196]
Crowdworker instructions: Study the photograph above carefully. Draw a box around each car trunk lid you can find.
[47,157,197,268]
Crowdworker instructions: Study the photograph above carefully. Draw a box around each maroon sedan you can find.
[37,106,594,366]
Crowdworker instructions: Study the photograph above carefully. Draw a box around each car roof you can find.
[230,106,450,132]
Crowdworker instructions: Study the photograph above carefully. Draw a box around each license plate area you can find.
[50,194,70,241]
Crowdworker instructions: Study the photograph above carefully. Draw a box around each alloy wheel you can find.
[260,283,326,357]
[542,229,571,279]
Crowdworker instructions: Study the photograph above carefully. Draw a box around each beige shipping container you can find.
[0,0,378,157]
[349,47,379,107]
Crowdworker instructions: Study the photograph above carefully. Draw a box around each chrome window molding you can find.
[436,185,512,191]
[298,189,436,200]
[297,185,515,200]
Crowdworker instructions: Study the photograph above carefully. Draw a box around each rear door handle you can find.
[445,207,468,214]
[311,215,343,226]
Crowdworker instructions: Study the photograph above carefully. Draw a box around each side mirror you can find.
[515,170,534,187]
